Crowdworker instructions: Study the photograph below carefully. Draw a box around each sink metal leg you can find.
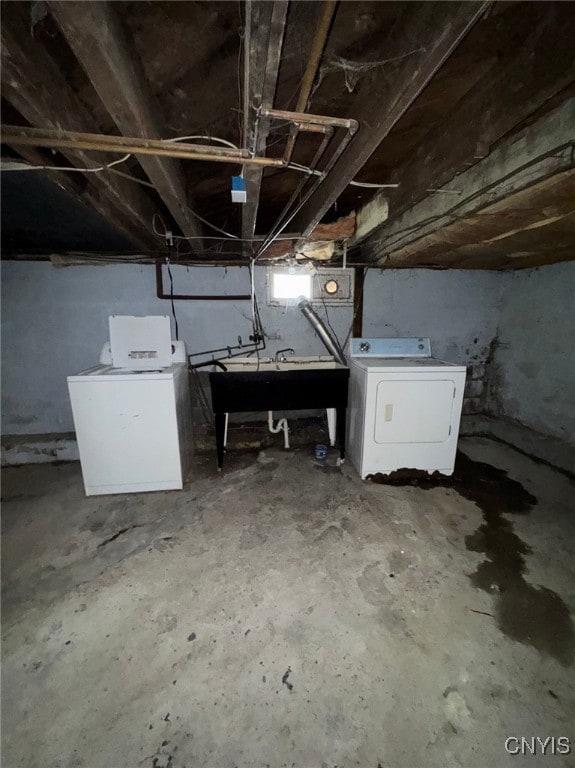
[215,412,226,470]
[223,412,229,448]
[336,406,346,460]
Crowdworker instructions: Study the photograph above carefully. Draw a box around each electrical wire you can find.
[108,167,155,188]
[287,161,398,188]
[165,135,240,150]
[248,259,261,371]
[153,213,295,245]
[184,205,240,239]
[349,180,400,189]
[189,367,213,424]
[0,153,132,174]
[342,267,366,351]
[320,292,343,351]
[165,245,179,341]
[153,211,239,241]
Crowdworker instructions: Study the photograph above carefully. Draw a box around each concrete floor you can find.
[2,434,574,768]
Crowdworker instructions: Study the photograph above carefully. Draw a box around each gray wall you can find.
[487,261,575,445]
[363,269,509,411]
[4,261,573,443]
[1,262,353,434]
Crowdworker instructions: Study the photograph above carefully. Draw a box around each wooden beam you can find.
[350,193,388,245]
[241,1,289,247]
[0,4,159,251]
[290,1,488,237]
[369,2,575,236]
[365,97,575,266]
[379,171,575,270]
[48,0,204,250]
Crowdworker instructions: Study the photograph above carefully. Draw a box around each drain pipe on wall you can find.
[268,411,290,449]
[298,297,347,365]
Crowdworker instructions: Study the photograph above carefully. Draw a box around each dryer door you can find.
[373,378,455,443]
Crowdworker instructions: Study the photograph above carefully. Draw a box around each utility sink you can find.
[218,355,346,372]
[208,354,350,469]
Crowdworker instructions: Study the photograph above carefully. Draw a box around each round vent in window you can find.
[324,279,339,295]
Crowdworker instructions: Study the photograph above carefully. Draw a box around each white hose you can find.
[268,411,290,449]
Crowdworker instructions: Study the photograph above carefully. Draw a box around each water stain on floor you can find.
[368,452,575,666]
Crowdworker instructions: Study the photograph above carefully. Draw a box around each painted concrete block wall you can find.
[1,262,353,435]
[363,269,509,411]
[487,261,575,445]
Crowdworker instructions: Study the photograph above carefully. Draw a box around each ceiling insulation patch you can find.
[296,240,335,261]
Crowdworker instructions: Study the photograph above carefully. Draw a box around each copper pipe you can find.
[296,1,337,113]
[264,127,334,249]
[1,125,285,167]
[257,119,358,257]
[294,122,333,134]
[261,108,357,132]
[283,0,337,163]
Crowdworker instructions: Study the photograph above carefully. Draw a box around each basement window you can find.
[269,270,312,304]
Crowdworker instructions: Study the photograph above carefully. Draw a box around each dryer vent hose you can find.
[298,297,346,365]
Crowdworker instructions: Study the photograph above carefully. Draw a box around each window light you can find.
[272,272,312,301]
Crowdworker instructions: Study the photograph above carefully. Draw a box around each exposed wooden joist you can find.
[364,98,575,267]
[379,171,575,270]
[1,4,159,251]
[48,0,204,251]
[370,2,575,236]
[241,0,289,248]
[290,1,489,238]
[350,192,389,245]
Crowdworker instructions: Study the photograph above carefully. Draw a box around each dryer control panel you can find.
[349,337,431,358]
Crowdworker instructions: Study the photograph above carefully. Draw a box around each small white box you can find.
[109,315,172,370]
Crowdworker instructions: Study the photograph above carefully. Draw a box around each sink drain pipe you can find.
[298,297,346,365]
[268,411,290,449]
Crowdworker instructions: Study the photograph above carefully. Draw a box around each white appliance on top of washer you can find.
[67,316,192,496]
[346,337,466,479]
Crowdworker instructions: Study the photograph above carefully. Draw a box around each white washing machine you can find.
[346,338,466,479]
[67,316,192,496]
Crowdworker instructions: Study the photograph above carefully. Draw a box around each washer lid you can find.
[109,315,172,370]
[67,363,183,382]
[350,337,431,358]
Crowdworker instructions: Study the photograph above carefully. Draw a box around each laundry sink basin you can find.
[208,355,350,469]
[218,355,345,372]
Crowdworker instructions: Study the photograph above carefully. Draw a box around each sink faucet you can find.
[275,348,295,362]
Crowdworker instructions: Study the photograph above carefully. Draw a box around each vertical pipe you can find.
[283,0,338,164]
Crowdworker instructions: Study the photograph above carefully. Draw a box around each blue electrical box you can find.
[231,176,247,204]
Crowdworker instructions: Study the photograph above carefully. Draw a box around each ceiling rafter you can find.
[290,1,489,238]
[366,2,575,243]
[0,4,159,251]
[48,0,204,253]
[241,0,289,249]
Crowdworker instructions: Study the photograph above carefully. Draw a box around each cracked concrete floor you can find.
[2,435,574,768]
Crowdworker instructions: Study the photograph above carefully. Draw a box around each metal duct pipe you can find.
[298,297,346,366]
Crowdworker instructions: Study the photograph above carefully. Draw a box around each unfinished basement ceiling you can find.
[1,0,574,268]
